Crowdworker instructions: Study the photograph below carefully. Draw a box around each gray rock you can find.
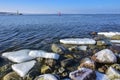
[61,58,75,67]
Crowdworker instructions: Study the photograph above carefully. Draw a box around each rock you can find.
[61,58,75,67]
[94,35,106,41]
[51,44,68,54]
[69,46,87,51]
[78,58,95,70]
[96,40,107,46]
[34,74,59,80]
[91,49,117,63]
[106,67,120,80]
[98,65,108,73]
[45,58,57,67]
[69,68,96,80]
[58,67,65,73]
[110,45,120,53]
[12,60,36,77]
[41,65,52,74]
[111,35,120,40]
[0,64,12,78]
[90,32,97,35]
[29,50,60,60]
[98,32,120,38]
[111,64,120,71]
[96,71,109,80]
[3,72,22,80]
[60,38,96,45]
[2,49,34,63]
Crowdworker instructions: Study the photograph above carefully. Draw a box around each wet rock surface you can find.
[0,32,120,80]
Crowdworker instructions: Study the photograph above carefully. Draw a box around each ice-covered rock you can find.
[96,71,109,80]
[60,38,96,45]
[12,60,36,77]
[2,49,34,63]
[106,67,120,80]
[29,50,59,60]
[69,68,96,80]
[92,49,117,63]
[110,40,120,43]
[34,74,58,80]
[98,32,120,37]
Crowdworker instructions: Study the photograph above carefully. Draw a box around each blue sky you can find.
[0,0,120,14]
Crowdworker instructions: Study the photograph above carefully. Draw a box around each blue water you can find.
[0,14,120,53]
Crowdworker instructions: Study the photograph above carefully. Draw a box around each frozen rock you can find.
[110,40,120,43]
[96,71,109,80]
[2,49,34,63]
[69,46,87,51]
[12,60,36,77]
[111,35,120,40]
[98,32,120,38]
[60,38,96,45]
[106,67,120,80]
[78,58,95,70]
[34,74,58,80]
[69,68,96,80]
[29,50,59,60]
[92,49,117,63]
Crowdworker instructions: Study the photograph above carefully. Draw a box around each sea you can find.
[0,14,120,53]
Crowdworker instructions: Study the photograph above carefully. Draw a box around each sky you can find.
[0,0,120,14]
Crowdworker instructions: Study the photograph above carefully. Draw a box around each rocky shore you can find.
[0,32,120,80]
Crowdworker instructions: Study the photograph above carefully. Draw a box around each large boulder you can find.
[69,68,96,80]
[2,49,34,63]
[92,49,117,63]
[12,60,36,77]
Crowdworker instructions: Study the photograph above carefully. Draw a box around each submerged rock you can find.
[106,67,120,80]
[12,60,36,77]
[34,74,59,80]
[51,44,68,54]
[2,49,34,63]
[78,58,95,70]
[111,35,120,40]
[3,72,22,80]
[60,38,96,45]
[92,49,117,63]
[29,50,60,60]
[61,58,75,67]
[69,68,96,80]
[68,46,87,52]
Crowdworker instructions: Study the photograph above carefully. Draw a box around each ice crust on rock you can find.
[2,49,34,63]
[29,50,59,60]
[98,32,120,37]
[110,40,120,43]
[60,38,96,45]
[12,60,36,77]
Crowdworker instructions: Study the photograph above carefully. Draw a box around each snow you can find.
[29,50,60,60]
[12,60,36,77]
[98,32,120,37]
[2,49,35,63]
[60,38,96,45]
